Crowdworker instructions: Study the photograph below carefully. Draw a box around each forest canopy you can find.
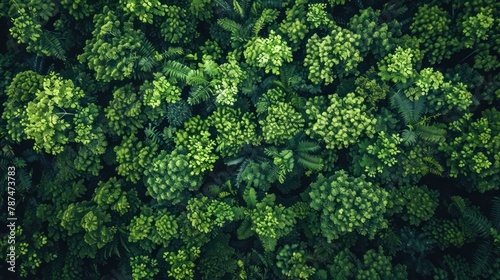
[0,0,499,279]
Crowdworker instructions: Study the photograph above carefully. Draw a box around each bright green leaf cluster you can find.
[304,25,362,85]
[208,107,259,157]
[130,255,159,280]
[309,171,389,241]
[306,93,377,150]
[144,148,202,205]
[187,197,234,233]
[244,30,293,75]
[276,244,316,279]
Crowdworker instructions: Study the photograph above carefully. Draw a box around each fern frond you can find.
[297,140,321,153]
[450,196,468,214]
[463,210,492,238]
[471,241,493,277]
[144,124,163,145]
[423,156,444,176]
[186,70,208,86]
[413,98,425,121]
[163,60,190,81]
[491,197,500,230]
[401,129,417,145]
[253,9,279,36]
[233,0,244,18]
[243,187,258,208]
[162,47,184,58]
[237,219,254,240]
[259,235,277,253]
[415,125,446,143]
[390,91,415,124]
[40,31,66,60]
[187,86,212,105]
[236,159,249,187]
[261,0,282,9]
[297,153,323,170]
[217,18,242,35]
[200,59,220,77]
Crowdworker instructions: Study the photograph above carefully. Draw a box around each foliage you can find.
[304,25,362,85]
[410,4,460,64]
[439,109,500,192]
[2,1,499,279]
[244,30,293,75]
[276,244,316,279]
[309,171,389,242]
[208,107,260,157]
[306,93,377,150]
[144,148,202,205]
[78,7,152,82]
[399,185,439,226]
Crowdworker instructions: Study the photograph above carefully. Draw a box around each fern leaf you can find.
[243,187,258,208]
[217,18,242,35]
[491,197,500,230]
[253,9,279,36]
[187,86,212,105]
[297,153,323,170]
[471,241,493,277]
[390,91,415,124]
[415,125,446,143]
[413,98,425,121]
[233,0,244,18]
[186,70,208,86]
[463,210,492,238]
[259,235,277,253]
[423,156,444,176]
[401,129,417,145]
[163,60,190,81]
[237,219,254,240]
[40,31,66,60]
[162,47,184,58]
[297,141,321,153]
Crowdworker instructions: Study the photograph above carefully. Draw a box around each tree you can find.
[309,171,389,242]
[306,93,377,150]
[304,25,362,85]
[78,7,156,82]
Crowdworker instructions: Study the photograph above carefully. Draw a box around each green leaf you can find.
[237,219,254,240]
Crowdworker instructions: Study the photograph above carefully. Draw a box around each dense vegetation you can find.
[0,0,499,279]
